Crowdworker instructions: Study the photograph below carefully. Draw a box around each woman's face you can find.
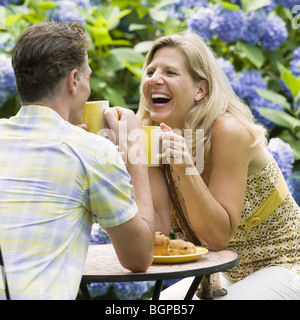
[142,46,204,129]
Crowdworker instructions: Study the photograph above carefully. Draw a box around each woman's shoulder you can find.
[212,113,254,145]
[211,113,268,175]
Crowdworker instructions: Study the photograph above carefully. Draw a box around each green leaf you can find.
[0,6,6,30]
[0,32,10,43]
[5,13,22,27]
[37,1,58,13]
[257,107,300,131]
[108,39,132,46]
[240,0,271,12]
[106,9,131,30]
[158,16,186,34]
[110,48,145,64]
[237,42,265,68]
[104,86,126,107]
[256,89,291,111]
[148,0,175,22]
[214,0,240,11]
[153,0,176,11]
[121,60,143,79]
[110,48,144,78]
[149,7,168,22]
[90,77,106,93]
[128,23,148,31]
[277,63,300,98]
[134,40,154,53]
[279,129,300,160]
[100,54,124,73]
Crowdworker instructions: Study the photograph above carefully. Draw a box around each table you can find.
[80,244,239,300]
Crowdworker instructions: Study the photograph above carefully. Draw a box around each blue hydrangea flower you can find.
[112,281,155,300]
[50,0,86,25]
[210,5,245,42]
[0,36,15,53]
[75,0,90,9]
[261,0,277,13]
[290,59,300,77]
[87,282,111,298]
[229,0,241,5]
[217,58,236,82]
[292,46,300,60]
[287,173,300,206]
[187,6,214,41]
[250,95,285,130]
[0,0,33,5]
[90,223,111,245]
[267,138,294,179]
[290,46,300,77]
[163,278,181,287]
[0,54,16,108]
[89,0,102,6]
[234,70,285,129]
[260,14,288,50]
[277,0,299,10]
[235,70,267,104]
[217,58,240,94]
[222,0,276,13]
[165,0,207,20]
[279,80,293,106]
[240,11,267,45]
[52,0,90,9]
[0,0,21,5]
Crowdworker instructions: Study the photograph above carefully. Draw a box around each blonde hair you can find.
[137,32,268,159]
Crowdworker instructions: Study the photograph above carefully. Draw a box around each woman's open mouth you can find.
[151,93,171,107]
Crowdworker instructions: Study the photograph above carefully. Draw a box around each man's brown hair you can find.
[12,21,89,103]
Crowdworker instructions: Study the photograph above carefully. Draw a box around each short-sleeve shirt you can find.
[0,105,137,299]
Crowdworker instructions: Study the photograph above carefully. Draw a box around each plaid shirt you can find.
[0,105,137,299]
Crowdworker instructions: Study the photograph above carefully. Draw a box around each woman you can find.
[137,33,300,300]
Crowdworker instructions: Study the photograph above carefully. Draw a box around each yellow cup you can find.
[142,126,162,166]
[82,101,119,135]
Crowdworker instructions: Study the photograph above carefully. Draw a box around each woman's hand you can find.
[77,123,89,131]
[104,107,147,166]
[160,123,195,175]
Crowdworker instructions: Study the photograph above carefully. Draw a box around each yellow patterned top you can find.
[226,152,300,282]
[170,151,300,283]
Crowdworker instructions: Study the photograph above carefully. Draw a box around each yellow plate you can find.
[153,247,208,264]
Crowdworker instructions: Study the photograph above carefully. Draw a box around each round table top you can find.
[81,244,239,283]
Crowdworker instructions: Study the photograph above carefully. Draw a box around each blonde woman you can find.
[137,33,300,300]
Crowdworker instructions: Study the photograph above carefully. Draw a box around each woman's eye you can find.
[146,70,154,76]
[167,70,176,75]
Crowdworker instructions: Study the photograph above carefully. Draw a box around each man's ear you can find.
[67,69,79,95]
[195,79,208,102]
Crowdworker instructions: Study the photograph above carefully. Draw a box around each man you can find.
[0,21,154,299]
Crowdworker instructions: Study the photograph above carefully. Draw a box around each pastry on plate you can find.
[168,239,197,256]
[154,231,170,256]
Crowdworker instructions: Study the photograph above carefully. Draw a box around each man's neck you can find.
[22,99,70,122]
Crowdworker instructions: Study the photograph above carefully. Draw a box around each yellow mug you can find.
[142,126,162,166]
[82,101,119,135]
